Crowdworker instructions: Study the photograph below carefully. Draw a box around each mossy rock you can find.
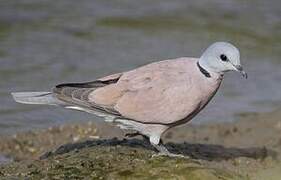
[0,139,247,179]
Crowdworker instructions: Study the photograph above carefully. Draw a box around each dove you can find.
[12,42,247,157]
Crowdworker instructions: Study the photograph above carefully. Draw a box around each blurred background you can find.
[0,0,280,135]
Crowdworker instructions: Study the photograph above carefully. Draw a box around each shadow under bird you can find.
[12,42,247,157]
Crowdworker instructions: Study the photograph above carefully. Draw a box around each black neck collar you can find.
[197,62,211,78]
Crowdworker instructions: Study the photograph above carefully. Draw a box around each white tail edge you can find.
[11,92,60,105]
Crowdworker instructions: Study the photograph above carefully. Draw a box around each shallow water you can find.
[0,0,280,135]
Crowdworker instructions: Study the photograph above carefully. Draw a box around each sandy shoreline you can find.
[0,107,281,179]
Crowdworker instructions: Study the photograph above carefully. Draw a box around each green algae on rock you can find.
[0,144,246,180]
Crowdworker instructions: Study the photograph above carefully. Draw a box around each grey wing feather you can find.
[53,79,122,116]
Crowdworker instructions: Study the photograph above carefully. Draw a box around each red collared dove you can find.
[12,42,247,157]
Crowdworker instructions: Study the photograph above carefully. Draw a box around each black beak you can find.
[235,65,248,79]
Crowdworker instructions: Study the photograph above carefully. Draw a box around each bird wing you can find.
[52,73,123,116]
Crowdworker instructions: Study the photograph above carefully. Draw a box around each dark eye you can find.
[220,54,228,61]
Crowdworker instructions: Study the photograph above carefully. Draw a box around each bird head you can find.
[199,42,247,78]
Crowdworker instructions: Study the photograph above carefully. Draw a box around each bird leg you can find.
[125,132,142,137]
[125,132,149,141]
[151,139,188,158]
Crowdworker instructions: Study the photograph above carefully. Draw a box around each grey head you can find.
[198,42,247,78]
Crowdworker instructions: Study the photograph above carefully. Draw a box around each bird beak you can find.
[234,65,248,79]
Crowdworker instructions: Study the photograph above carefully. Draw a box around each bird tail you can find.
[11,92,62,105]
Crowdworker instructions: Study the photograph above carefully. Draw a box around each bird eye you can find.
[220,54,228,61]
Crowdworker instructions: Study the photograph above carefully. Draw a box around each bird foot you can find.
[151,153,203,164]
[152,152,189,159]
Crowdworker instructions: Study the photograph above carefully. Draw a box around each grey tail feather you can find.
[11,92,63,105]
